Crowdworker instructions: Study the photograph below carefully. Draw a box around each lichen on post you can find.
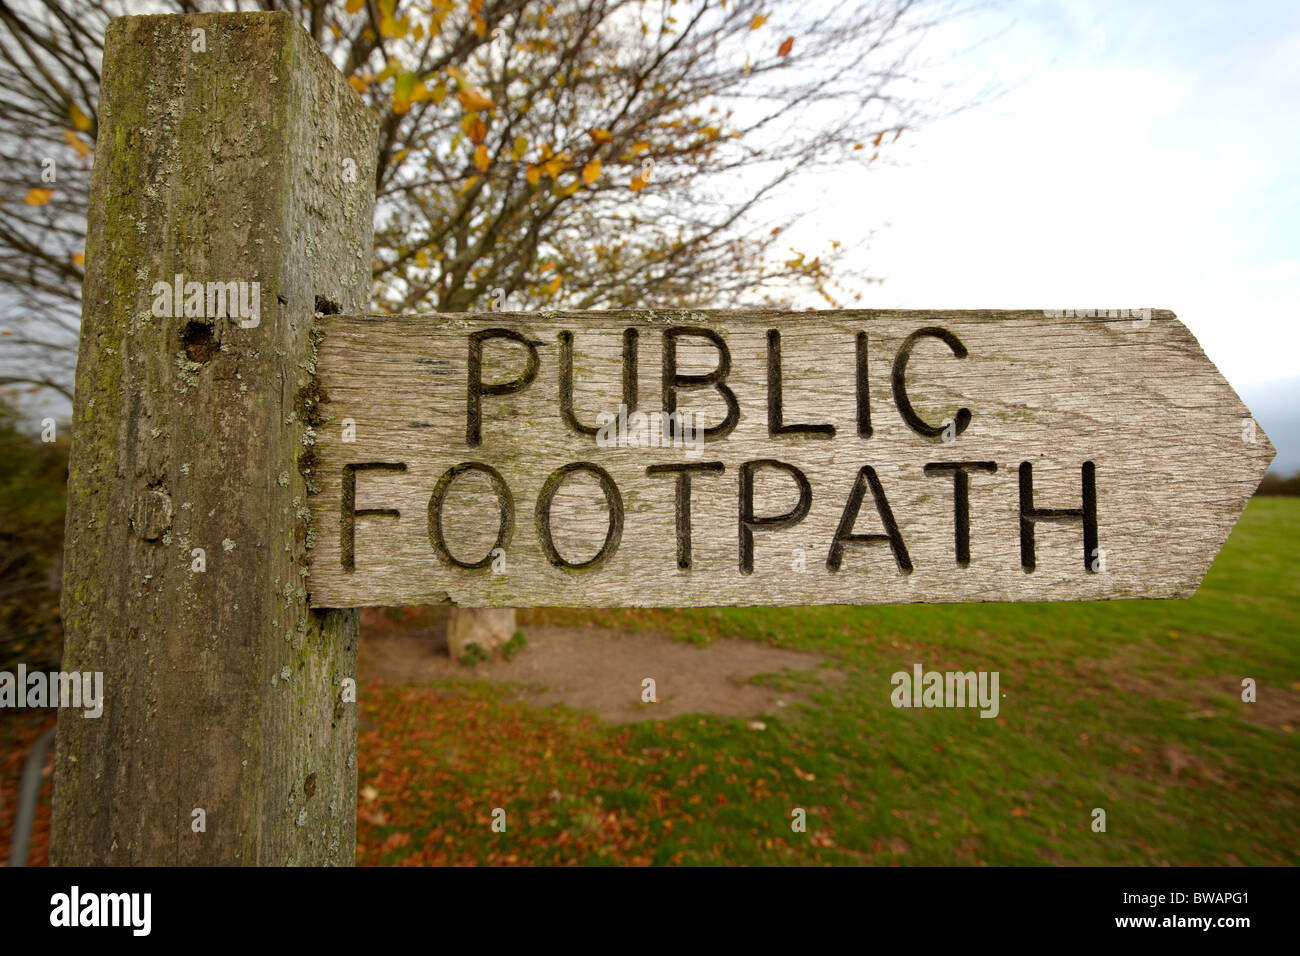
[53,11,378,865]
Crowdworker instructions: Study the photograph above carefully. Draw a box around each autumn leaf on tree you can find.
[581,159,601,185]
[345,0,364,13]
[457,88,495,112]
[588,128,614,144]
[777,36,795,57]
[68,103,91,132]
[474,145,490,172]
[542,152,570,178]
[392,71,416,113]
[751,15,768,30]
[24,188,53,206]
[63,129,91,158]
[380,15,411,39]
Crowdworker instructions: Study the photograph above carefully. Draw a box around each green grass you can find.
[359,498,1299,866]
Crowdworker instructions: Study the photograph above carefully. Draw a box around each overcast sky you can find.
[787,0,1298,396]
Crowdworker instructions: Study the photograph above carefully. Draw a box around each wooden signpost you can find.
[51,12,1275,866]
[310,310,1274,608]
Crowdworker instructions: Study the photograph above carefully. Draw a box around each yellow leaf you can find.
[750,14,768,29]
[588,128,613,144]
[446,65,467,83]
[458,88,495,111]
[581,159,601,184]
[629,141,651,155]
[71,252,84,267]
[24,188,53,205]
[329,22,342,38]
[416,250,429,268]
[526,165,541,185]
[629,175,647,192]
[543,154,568,178]
[63,129,91,158]
[345,0,363,12]
[431,81,447,104]
[777,36,794,57]
[379,15,410,39]
[349,75,369,94]
[460,175,479,195]
[473,16,486,36]
[469,116,487,144]
[469,0,484,15]
[410,81,432,102]
[69,103,91,132]
[474,145,490,172]
[539,262,555,274]
[548,275,562,293]
[511,135,528,160]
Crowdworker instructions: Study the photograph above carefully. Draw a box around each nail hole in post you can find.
[181,321,219,364]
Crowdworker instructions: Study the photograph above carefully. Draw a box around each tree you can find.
[0,0,951,405]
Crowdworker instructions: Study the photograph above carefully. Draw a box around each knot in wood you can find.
[130,487,173,541]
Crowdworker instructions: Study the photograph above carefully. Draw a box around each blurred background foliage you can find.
[0,396,66,673]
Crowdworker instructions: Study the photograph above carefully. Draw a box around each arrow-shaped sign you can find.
[305,309,1274,608]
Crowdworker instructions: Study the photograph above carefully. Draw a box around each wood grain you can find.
[55,12,376,865]
[308,309,1274,608]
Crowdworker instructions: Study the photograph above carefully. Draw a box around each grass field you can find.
[356,497,1299,865]
[4,499,1296,866]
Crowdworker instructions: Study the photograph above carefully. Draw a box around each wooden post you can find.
[447,607,517,659]
[52,12,378,865]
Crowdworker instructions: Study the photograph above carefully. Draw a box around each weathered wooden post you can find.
[447,607,517,659]
[52,11,377,865]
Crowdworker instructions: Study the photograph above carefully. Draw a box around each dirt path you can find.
[359,622,837,723]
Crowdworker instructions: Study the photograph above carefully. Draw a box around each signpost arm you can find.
[52,11,378,864]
